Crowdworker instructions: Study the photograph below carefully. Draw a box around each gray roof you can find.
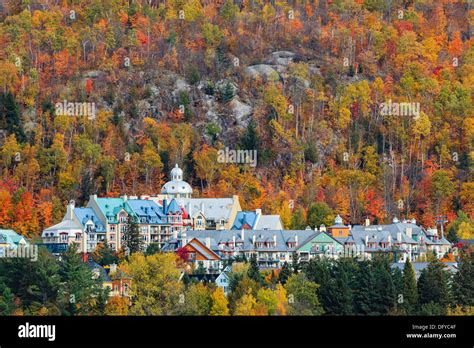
[178,198,235,222]
[254,215,283,230]
[172,229,317,253]
[391,262,458,278]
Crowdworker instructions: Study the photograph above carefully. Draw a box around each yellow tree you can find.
[210,287,229,316]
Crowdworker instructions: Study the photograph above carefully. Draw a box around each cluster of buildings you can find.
[0,164,462,298]
[38,164,453,273]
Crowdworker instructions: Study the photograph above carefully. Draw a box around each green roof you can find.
[0,229,26,245]
[95,198,136,223]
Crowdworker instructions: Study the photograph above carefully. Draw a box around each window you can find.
[197,216,203,227]
[110,226,116,232]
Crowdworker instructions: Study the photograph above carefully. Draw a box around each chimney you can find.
[182,231,187,246]
[82,229,87,254]
[273,234,276,246]
[295,235,298,246]
[233,235,236,246]
[187,202,192,217]
[252,234,256,245]
[255,208,262,216]
[397,232,402,242]
[314,226,318,231]
[319,224,326,232]
[388,234,391,244]
[67,201,75,220]
[90,194,98,202]
[365,235,368,245]
[241,229,245,242]
[405,228,412,239]
[205,237,211,248]
[123,194,128,202]
[365,218,370,226]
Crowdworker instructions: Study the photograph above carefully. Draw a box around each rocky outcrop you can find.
[244,64,280,82]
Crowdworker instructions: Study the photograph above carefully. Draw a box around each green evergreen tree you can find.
[278,262,291,285]
[291,252,300,274]
[94,243,119,266]
[247,254,263,284]
[0,287,16,315]
[0,92,25,143]
[452,250,474,306]
[58,244,105,315]
[220,81,235,102]
[402,259,418,314]
[239,119,258,152]
[320,258,356,315]
[417,259,451,314]
[372,256,396,315]
[354,260,376,315]
[123,214,143,256]
[145,243,161,256]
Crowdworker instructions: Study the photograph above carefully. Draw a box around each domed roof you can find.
[170,164,183,181]
[161,164,193,195]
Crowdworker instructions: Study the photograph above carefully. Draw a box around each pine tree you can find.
[452,250,474,306]
[278,262,291,285]
[291,252,300,274]
[0,92,25,143]
[354,260,376,315]
[372,256,396,315]
[123,214,142,256]
[417,259,451,314]
[0,287,16,315]
[58,244,104,315]
[402,259,418,314]
[220,81,235,102]
[240,119,258,151]
[247,254,263,284]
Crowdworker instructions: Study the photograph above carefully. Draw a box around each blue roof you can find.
[126,199,167,224]
[165,198,181,214]
[74,207,106,232]
[232,211,258,230]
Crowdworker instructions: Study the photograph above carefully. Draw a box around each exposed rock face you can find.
[229,98,252,127]
[173,78,191,96]
[244,64,280,82]
[266,51,296,66]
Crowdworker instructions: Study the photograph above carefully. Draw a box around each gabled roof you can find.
[165,198,182,214]
[43,219,83,235]
[232,211,258,230]
[95,197,135,223]
[74,207,106,232]
[254,215,283,230]
[185,238,221,260]
[178,198,236,221]
[125,199,166,224]
[0,229,27,247]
